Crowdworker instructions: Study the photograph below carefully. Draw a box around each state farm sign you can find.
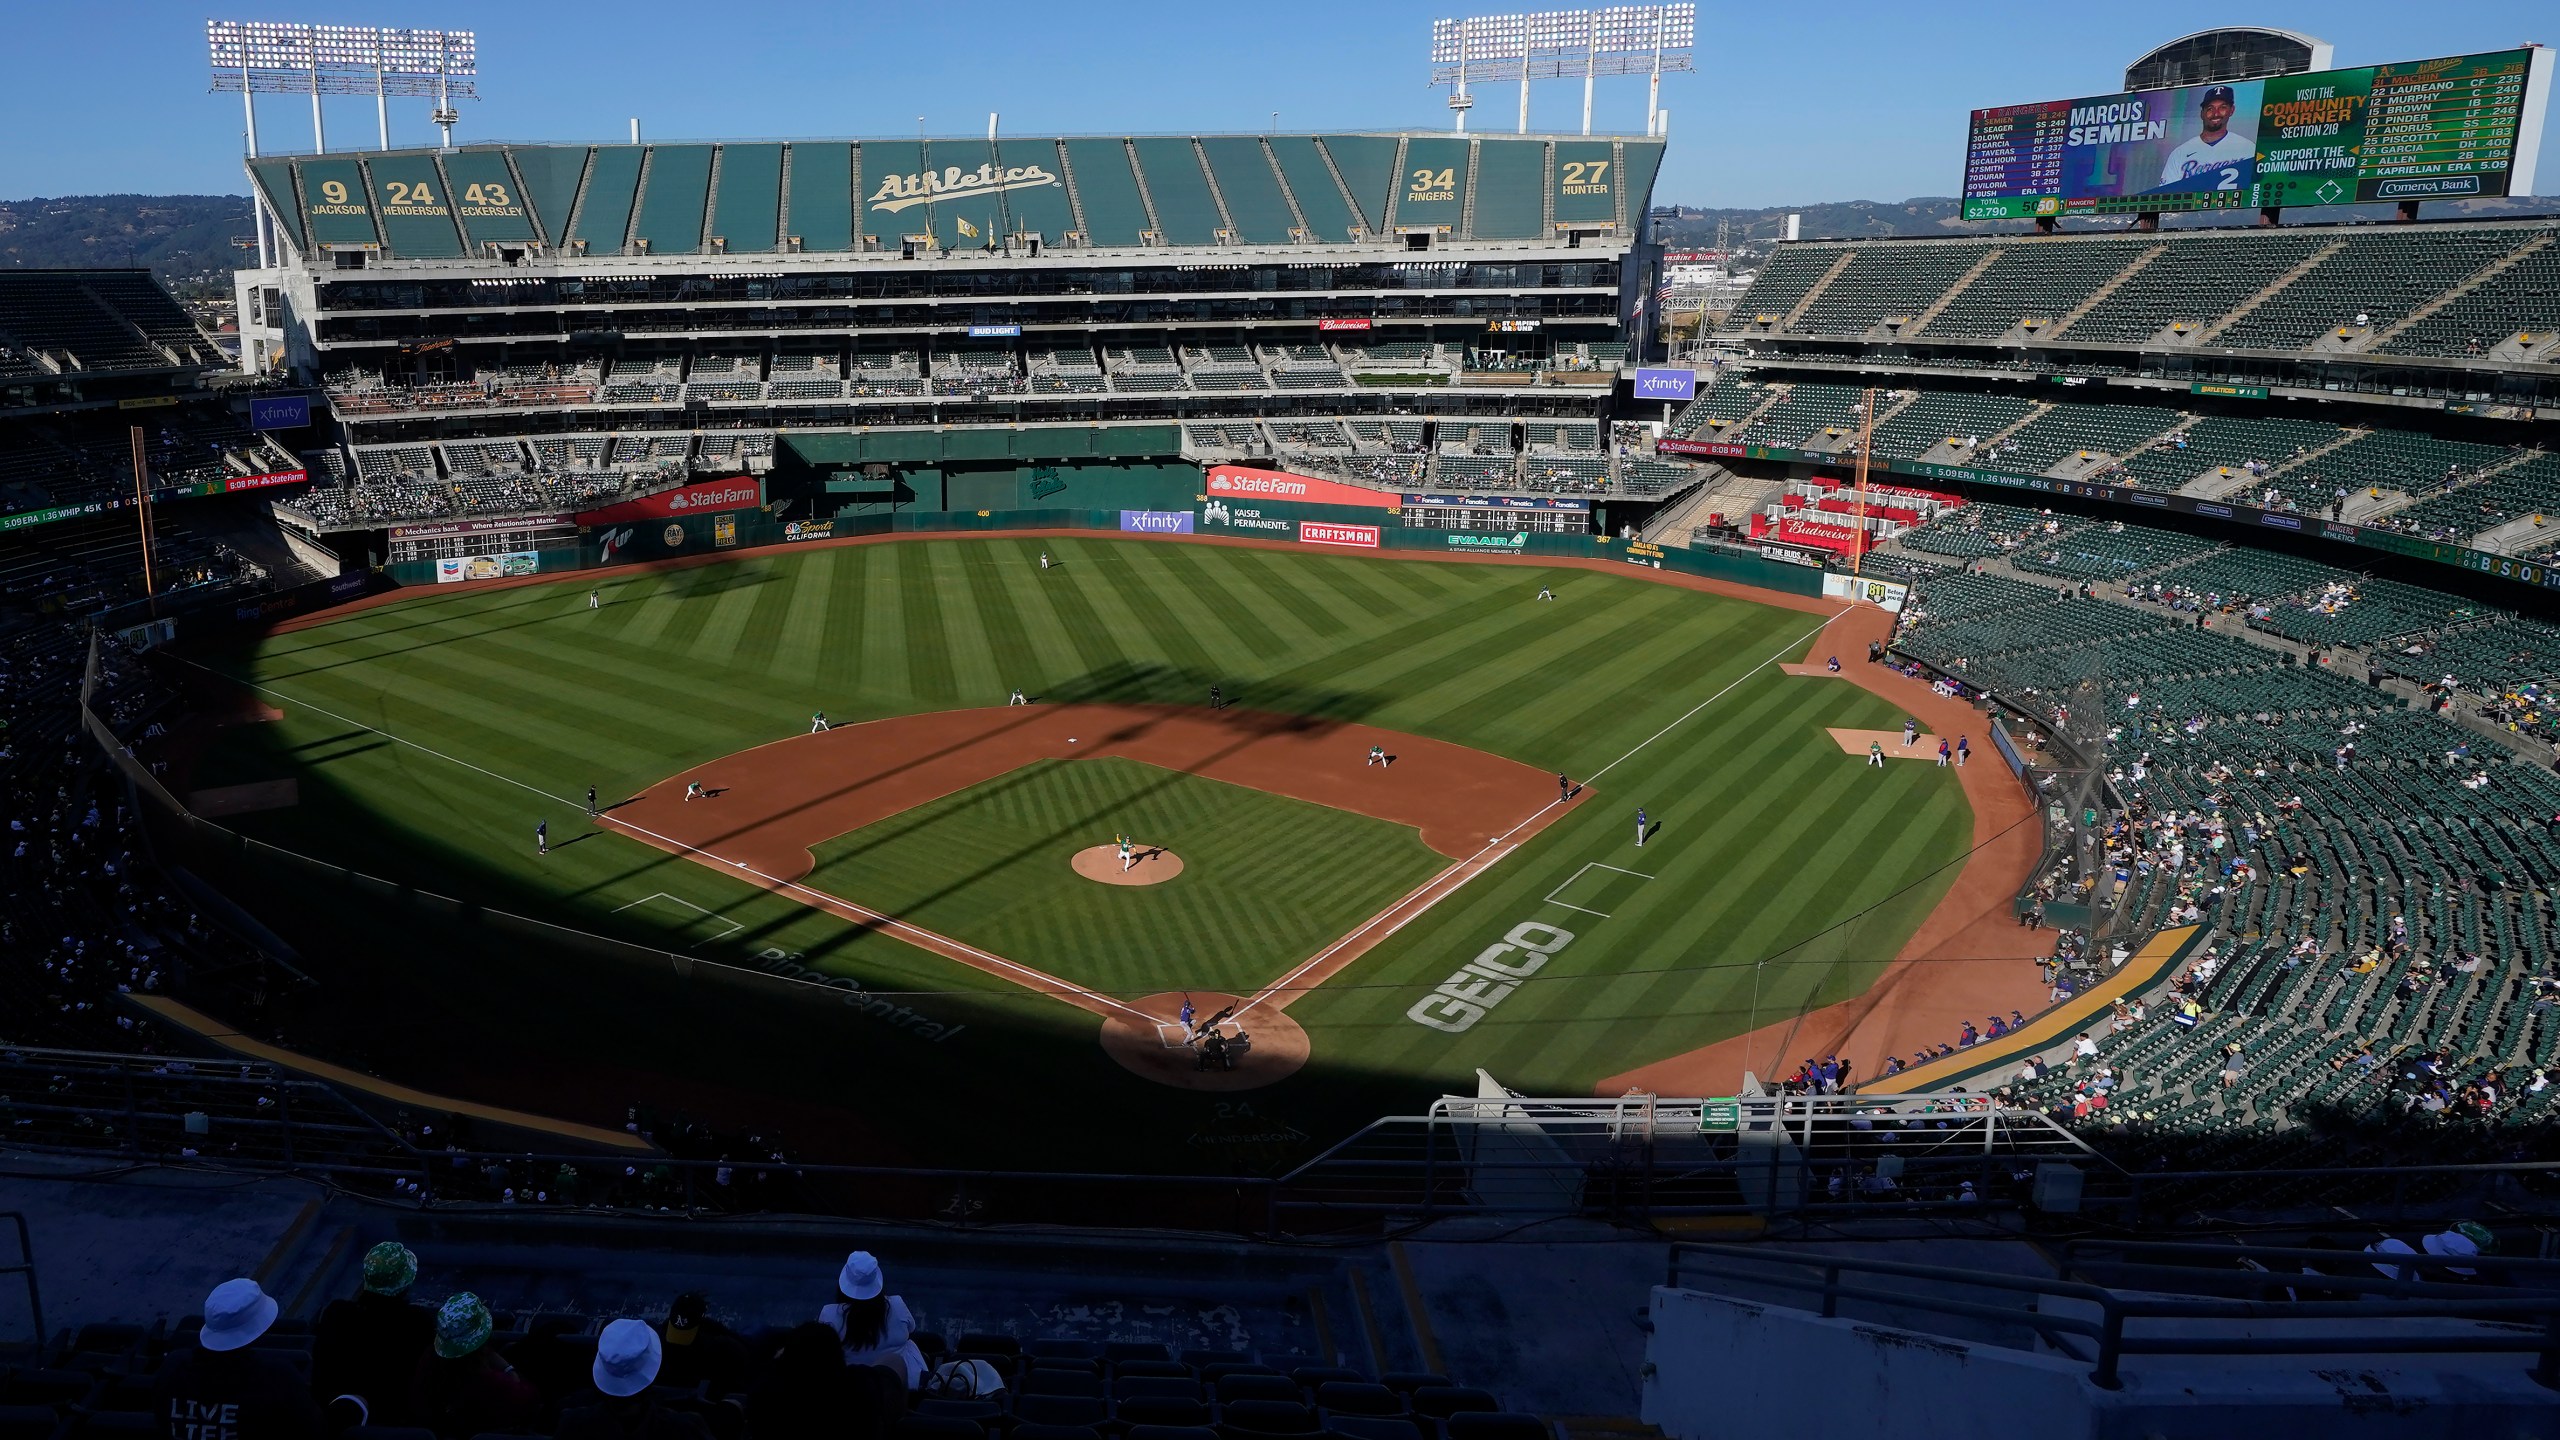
[577,477,764,526]
[1205,465,1396,511]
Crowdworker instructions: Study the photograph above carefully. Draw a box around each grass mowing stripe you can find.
[926,544,1006,704]
[1081,543,1228,688]
[1143,541,1293,662]
[955,544,1040,704]
[684,558,775,665]
[894,545,959,702]
[1216,546,1362,641]
[1021,542,1135,688]
[769,547,835,682]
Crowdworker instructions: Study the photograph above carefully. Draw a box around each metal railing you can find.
[1667,1239,2560,1390]
[0,1214,40,1350]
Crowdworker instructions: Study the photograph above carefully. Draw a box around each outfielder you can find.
[1635,806,1648,847]
[535,819,548,856]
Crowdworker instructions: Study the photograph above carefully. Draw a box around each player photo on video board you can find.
[2066,79,2265,200]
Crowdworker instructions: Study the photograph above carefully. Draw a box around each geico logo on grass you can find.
[1407,921,1574,1034]
[867,163,1062,215]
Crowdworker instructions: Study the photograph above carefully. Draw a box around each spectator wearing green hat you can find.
[412,1292,542,1439]
[314,1241,436,1426]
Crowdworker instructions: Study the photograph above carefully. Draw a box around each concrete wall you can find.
[1641,1284,2560,1440]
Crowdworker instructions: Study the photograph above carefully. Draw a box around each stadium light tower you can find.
[1430,5,1694,136]
[207,20,479,155]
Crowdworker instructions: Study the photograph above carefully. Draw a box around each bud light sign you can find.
[1119,510,1194,534]
[1632,368,1696,401]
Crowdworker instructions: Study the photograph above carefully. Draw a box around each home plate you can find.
[1829,727,1953,759]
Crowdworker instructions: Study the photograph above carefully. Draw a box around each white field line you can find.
[201,671,1156,1024]
[1236,612,1832,1018]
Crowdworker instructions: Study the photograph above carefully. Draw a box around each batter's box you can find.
[612,891,746,949]
[1545,862,1654,918]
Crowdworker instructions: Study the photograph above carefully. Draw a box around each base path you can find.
[1602,603,2050,1096]
[602,703,1572,1085]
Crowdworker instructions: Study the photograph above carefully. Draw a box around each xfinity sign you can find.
[1632,368,1696,401]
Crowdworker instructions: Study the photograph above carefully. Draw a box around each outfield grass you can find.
[193,535,1974,1166]
[802,757,1445,996]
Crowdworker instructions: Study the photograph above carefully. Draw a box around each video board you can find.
[1962,46,2554,219]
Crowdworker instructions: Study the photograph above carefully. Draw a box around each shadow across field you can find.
[563,663,1394,961]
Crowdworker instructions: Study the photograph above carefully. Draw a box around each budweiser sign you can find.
[867,163,1061,215]
[1316,318,1373,331]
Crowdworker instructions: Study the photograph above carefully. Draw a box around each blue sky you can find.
[4,1,2557,207]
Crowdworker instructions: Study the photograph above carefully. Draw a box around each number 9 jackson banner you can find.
[1962,47,2552,220]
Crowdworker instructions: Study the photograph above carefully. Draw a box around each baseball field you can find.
[184,532,1978,1170]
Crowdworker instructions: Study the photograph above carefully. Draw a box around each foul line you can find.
[198,607,1831,1032]
[190,666,1157,1026]
[1232,613,1832,1021]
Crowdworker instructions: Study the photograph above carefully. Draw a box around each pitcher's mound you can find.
[1072,843,1184,885]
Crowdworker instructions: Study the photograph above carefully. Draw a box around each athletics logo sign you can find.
[866,163,1063,215]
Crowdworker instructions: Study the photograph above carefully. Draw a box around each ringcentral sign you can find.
[1408,922,1575,1033]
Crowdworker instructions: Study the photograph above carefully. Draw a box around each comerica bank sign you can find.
[867,164,1063,214]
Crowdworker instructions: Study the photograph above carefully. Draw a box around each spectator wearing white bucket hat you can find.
[820,1251,925,1388]
[557,1318,710,1440]
[151,1278,325,1440]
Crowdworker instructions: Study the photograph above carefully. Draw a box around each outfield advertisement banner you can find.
[1632,367,1696,401]
[434,551,542,583]
[1119,510,1195,534]
[576,477,764,526]
[389,515,571,540]
[1441,532,1530,551]
[1822,573,1912,612]
[782,520,835,541]
[1205,465,1398,511]
[1299,521,1380,549]
[1404,492,1591,512]
[224,468,311,492]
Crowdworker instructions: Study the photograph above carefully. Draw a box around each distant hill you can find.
[1652,194,2560,248]
[0,194,256,297]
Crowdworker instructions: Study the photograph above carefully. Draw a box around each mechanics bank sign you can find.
[867,163,1062,215]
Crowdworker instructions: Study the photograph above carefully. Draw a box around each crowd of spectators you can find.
[113,1242,1531,1440]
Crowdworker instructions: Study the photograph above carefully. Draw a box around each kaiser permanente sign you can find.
[1653,436,2560,592]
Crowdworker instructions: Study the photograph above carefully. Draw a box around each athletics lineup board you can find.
[1962,46,2555,219]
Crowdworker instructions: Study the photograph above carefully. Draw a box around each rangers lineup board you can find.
[1962,46,2555,219]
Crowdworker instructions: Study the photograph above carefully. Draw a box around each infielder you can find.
[685,781,705,803]
[585,785,597,818]
[1868,741,1886,768]
[811,710,830,734]
[1366,744,1387,768]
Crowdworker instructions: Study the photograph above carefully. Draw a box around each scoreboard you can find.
[1961,46,2555,220]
